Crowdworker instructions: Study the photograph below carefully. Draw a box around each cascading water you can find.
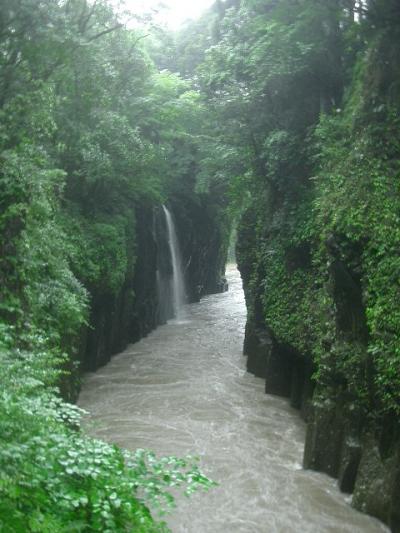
[162,205,187,318]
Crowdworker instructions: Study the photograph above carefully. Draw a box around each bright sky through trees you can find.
[123,0,216,29]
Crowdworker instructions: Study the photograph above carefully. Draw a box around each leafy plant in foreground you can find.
[0,334,216,533]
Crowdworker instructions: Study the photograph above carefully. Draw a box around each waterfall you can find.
[162,205,187,318]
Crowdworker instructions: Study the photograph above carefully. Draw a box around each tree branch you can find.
[86,24,123,42]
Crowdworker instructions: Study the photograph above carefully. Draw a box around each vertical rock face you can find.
[236,205,315,417]
[239,277,314,417]
[233,24,400,521]
[170,195,228,302]
[80,205,158,371]
[236,207,400,532]
[353,428,400,532]
[303,400,400,531]
[129,206,159,343]
[79,199,228,372]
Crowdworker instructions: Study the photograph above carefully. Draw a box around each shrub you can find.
[0,331,215,532]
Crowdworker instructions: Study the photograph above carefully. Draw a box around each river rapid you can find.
[78,265,388,533]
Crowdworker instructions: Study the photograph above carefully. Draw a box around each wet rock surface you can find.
[79,202,227,372]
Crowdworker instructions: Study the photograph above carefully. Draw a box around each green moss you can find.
[313,109,400,413]
[239,29,400,415]
[62,211,136,297]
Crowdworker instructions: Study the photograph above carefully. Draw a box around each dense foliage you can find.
[0,1,221,530]
[0,328,214,532]
[174,0,400,417]
[2,0,400,529]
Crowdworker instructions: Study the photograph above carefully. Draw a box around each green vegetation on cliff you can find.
[188,0,400,417]
[181,1,399,527]
[166,2,400,524]
[2,0,400,529]
[0,1,222,530]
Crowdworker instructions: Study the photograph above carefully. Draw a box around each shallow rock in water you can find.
[303,391,400,532]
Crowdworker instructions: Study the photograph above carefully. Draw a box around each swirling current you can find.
[78,266,388,533]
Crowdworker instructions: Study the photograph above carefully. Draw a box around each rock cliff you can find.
[80,199,228,372]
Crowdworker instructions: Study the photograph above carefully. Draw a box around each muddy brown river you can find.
[78,265,388,533]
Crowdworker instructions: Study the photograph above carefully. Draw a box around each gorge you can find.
[78,266,388,533]
[1,1,399,532]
